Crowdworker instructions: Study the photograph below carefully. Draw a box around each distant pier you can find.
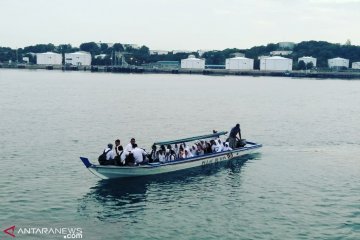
[1,63,360,80]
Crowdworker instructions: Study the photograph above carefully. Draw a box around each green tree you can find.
[79,42,100,55]
[306,62,314,69]
[298,60,306,70]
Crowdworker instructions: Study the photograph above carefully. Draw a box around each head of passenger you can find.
[130,138,136,145]
[160,145,166,152]
[108,143,113,149]
[236,123,240,129]
[133,143,138,149]
[118,145,123,151]
[167,144,172,150]
[152,144,157,151]
[115,139,120,146]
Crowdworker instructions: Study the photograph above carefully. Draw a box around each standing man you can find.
[229,123,241,149]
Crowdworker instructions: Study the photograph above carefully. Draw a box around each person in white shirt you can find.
[184,149,193,158]
[125,138,136,153]
[223,142,233,151]
[115,145,126,165]
[190,145,197,156]
[216,139,223,152]
[158,150,166,163]
[130,144,147,165]
[104,144,116,165]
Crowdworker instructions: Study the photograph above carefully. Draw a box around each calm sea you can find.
[0,69,359,240]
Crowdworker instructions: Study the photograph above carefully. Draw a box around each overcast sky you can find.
[1,0,359,50]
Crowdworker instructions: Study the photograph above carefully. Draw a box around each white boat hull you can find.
[80,142,262,179]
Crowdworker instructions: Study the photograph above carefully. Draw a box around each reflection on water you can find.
[78,154,260,222]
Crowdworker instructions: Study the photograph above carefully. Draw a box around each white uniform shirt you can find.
[104,148,116,160]
[131,147,147,164]
[125,143,134,153]
[158,153,166,163]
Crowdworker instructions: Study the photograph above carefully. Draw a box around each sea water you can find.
[0,69,359,239]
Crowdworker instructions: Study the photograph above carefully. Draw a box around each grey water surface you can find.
[0,69,359,240]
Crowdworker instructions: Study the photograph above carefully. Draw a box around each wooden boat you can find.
[80,131,262,179]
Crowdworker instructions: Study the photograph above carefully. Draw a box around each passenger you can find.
[178,145,185,159]
[125,138,136,152]
[169,149,176,161]
[131,144,147,165]
[149,144,158,162]
[223,142,233,151]
[210,140,217,153]
[174,143,179,155]
[104,143,116,165]
[229,124,242,149]
[204,142,212,154]
[217,139,224,152]
[114,139,121,155]
[196,144,204,156]
[158,150,166,163]
[200,140,207,150]
[115,145,126,165]
[190,145,197,156]
[184,149,193,158]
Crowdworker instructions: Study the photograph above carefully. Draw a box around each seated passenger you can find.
[105,143,116,165]
[217,139,224,152]
[184,149,193,158]
[158,150,166,163]
[131,144,147,165]
[178,146,185,159]
[190,145,197,156]
[223,142,233,151]
[125,138,136,152]
[169,150,176,161]
[115,145,126,165]
[149,144,158,162]
[204,142,212,154]
[196,144,204,156]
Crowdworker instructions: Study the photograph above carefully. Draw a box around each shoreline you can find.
[1,64,360,79]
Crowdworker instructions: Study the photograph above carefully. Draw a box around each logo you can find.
[3,225,16,237]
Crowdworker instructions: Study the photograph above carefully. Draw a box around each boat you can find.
[80,131,262,179]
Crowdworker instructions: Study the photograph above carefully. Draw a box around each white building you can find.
[298,56,317,67]
[225,57,254,70]
[36,52,62,65]
[260,56,293,71]
[352,62,360,69]
[181,55,205,69]
[65,51,91,66]
[328,57,349,69]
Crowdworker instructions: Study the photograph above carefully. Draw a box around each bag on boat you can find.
[98,149,111,165]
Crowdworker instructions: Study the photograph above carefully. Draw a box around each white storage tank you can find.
[260,56,293,71]
[298,56,317,67]
[36,52,62,65]
[351,62,360,69]
[65,51,91,66]
[181,55,205,69]
[225,57,254,70]
[328,57,349,69]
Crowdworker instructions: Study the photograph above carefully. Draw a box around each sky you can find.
[1,0,359,50]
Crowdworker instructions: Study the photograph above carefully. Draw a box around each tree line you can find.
[1,41,359,69]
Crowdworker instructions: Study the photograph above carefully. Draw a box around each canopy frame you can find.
[153,131,228,146]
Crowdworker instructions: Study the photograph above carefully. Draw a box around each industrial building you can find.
[65,51,91,66]
[328,57,349,69]
[225,57,254,70]
[260,56,293,71]
[351,62,360,69]
[181,55,205,69]
[298,56,317,67]
[36,52,62,65]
